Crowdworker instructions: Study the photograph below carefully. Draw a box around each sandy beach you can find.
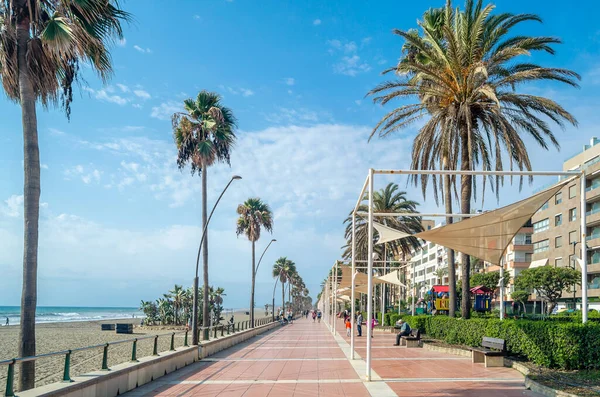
[0,310,272,392]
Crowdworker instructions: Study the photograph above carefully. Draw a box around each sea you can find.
[0,306,143,326]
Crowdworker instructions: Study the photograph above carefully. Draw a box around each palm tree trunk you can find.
[201,166,209,340]
[17,10,40,392]
[460,133,472,319]
[282,280,285,317]
[250,240,256,327]
[444,171,456,318]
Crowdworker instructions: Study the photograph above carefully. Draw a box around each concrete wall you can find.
[19,322,279,397]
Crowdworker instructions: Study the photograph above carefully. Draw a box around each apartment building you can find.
[531,137,600,309]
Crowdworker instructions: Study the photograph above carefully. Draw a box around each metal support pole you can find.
[153,336,159,356]
[131,340,138,362]
[102,344,110,369]
[350,213,356,359]
[63,351,73,382]
[170,333,175,351]
[5,360,15,397]
[333,261,338,335]
[581,172,588,323]
[412,262,416,316]
[499,260,504,321]
[366,168,374,381]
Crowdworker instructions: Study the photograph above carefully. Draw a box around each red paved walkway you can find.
[126,317,543,396]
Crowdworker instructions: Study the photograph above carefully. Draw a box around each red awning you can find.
[470,285,492,294]
[432,285,449,293]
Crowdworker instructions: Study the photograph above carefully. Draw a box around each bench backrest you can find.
[411,329,421,339]
[482,336,505,351]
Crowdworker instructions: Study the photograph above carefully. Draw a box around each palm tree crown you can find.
[172,91,237,174]
[343,183,423,260]
[236,198,274,242]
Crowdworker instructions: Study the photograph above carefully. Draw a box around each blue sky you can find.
[1,0,600,309]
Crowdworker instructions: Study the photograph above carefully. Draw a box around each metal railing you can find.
[1,317,276,397]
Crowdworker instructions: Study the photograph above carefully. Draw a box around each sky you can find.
[1,0,600,309]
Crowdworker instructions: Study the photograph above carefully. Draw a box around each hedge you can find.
[392,315,600,370]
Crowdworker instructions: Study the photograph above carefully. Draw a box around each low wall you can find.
[19,321,279,397]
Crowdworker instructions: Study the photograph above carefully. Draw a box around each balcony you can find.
[506,261,530,269]
[586,208,600,226]
[512,243,533,251]
[586,235,600,248]
[586,184,600,202]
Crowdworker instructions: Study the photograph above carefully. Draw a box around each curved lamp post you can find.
[192,175,241,345]
[252,239,276,327]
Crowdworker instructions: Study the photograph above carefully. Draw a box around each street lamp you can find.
[252,239,276,327]
[192,175,241,345]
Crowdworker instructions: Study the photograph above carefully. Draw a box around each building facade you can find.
[531,137,600,309]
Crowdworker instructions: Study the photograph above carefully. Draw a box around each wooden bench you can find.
[101,324,115,331]
[470,337,506,367]
[400,329,421,347]
[116,323,133,334]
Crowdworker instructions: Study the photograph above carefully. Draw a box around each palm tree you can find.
[172,91,236,341]
[343,183,423,261]
[273,257,296,314]
[367,0,579,318]
[434,267,448,284]
[0,2,130,389]
[236,198,274,327]
[169,285,185,325]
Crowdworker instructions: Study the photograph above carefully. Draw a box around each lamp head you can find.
[232,175,242,180]
[272,239,277,242]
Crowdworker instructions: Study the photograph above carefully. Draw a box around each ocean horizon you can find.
[0,306,143,326]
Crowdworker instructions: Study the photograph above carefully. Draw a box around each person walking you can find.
[317,311,322,323]
[393,319,411,346]
[356,312,363,337]
[5,317,8,326]
[312,311,317,322]
[345,317,352,337]
[370,314,378,338]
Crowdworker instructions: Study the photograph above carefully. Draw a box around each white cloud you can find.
[240,88,254,97]
[313,19,321,26]
[284,77,295,86]
[222,86,255,97]
[116,84,130,93]
[84,87,128,106]
[263,107,329,125]
[287,90,293,95]
[41,164,49,170]
[133,89,151,100]
[133,45,152,54]
[193,14,201,20]
[117,38,126,47]
[150,101,181,120]
[132,104,142,109]
[1,195,24,217]
[354,100,362,106]
[327,38,372,77]
[64,165,102,184]
[49,128,65,136]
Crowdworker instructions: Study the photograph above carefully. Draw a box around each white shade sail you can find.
[374,270,406,287]
[414,178,573,265]
[529,258,548,269]
[373,222,412,245]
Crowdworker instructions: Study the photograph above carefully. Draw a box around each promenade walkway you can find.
[125,317,542,396]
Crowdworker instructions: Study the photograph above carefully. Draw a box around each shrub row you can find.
[389,315,600,370]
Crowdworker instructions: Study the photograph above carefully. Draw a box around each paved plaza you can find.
[126,318,542,396]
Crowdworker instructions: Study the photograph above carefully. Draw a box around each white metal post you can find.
[499,259,504,321]
[334,261,338,334]
[366,168,374,381]
[351,214,356,359]
[581,172,588,323]
[411,262,416,316]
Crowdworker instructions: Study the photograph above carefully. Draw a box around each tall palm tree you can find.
[236,198,274,327]
[273,257,296,314]
[0,1,130,389]
[368,0,579,318]
[343,183,423,260]
[169,285,185,325]
[173,91,236,342]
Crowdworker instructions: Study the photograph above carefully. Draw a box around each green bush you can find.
[395,315,600,370]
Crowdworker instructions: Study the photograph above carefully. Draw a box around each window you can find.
[526,234,532,244]
[569,208,577,222]
[428,242,435,249]
[555,236,562,248]
[428,254,435,262]
[569,185,576,198]
[555,258,563,267]
[569,231,577,244]
[533,239,549,253]
[427,225,432,230]
[533,218,549,233]
[555,214,562,226]
[525,253,533,262]
[555,192,562,205]
[540,202,549,211]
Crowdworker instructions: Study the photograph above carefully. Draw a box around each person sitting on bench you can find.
[393,319,411,346]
